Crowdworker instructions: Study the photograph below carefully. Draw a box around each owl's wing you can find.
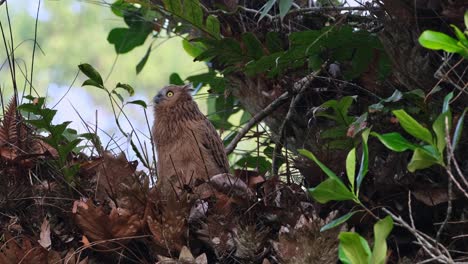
[199,119,230,173]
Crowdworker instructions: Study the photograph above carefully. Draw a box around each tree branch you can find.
[225,92,291,155]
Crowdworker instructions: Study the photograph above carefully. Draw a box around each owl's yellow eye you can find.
[166,91,174,97]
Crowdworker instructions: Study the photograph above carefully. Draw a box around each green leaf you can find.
[136,43,152,74]
[418,30,463,53]
[371,216,394,264]
[279,0,293,19]
[338,246,352,264]
[382,90,403,103]
[162,0,182,14]
[205,15,221,39]
[78,63,103,86]
[107,25,151,54]
[182,39,206,58]
[451,25,468,46]
[112,90,124,102]
[128,100,148,108]
[298,149,341,182]
[346,148,356,191]
[371,132,417,152]
[432,112,451,154]
[452,108,467,150]
[442,92,454,113]
[356,129,370,191]
[465,10,468,30]
[110,0,135,17]
[320,211,357,232]
[169,73,185,85]
[393,109,433,144]
[115,83,135,96]
[82,79,104,89]
[338,232,371,264]
[259,0,276,21]
[235,156,271,173]
[309,178,355,203]
[432,92,453,153]
[183,0,203,27]
[407,147,441,172]
[242,33,264,60]
[266,32,283,53]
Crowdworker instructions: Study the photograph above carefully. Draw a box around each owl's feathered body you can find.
[152,85,229,194]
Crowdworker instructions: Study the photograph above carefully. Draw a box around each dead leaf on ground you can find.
[38,217,52,250]
[413,187,459,206]
[73,199,144,250]
[0,234,48,264]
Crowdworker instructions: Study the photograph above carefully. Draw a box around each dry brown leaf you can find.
[81,235,91,249]
[273,214,343,264]
[96,151,136,203]
[0,234,48,264]
[178,246,194,261]
[413,187,458,206]
[194,253,207,264]
[74,199,144,250]
[146,191,190,253]
[0,97,58,165]
[38,217,52,250]
[63,249,89,264]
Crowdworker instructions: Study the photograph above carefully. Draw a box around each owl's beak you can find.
[153,94,163,104]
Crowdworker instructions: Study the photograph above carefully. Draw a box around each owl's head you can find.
[153,84,194,109]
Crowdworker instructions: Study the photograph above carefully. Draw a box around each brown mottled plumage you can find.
[152,84,229,194]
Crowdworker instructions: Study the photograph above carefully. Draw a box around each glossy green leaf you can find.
[320,211,357,232]
[115,83,135,96]
[162,0,182,14]
[382,89,403,103]
[298,149,341,182]
[338,246,352,264]
[136,43,152,74]
[242,33,264,60]
[338,232,371,264]
[465,10,468,30]
[182,39,206,58]
[265,32,283,53]
[432,112,450,153]
[432,92,453,153]
[418,30,463,53]
[356,129,370,191]
[452,108,467,150]
[371,132,417,152]
[82,79,104,89]
[371,216,394,264]
[393,109,433,144]
[259,0,276,21]
[107,26,151,54]
[128,100,148,108]
[279,0,293,19]
[346,148,356,191]
[111,0,134,17]
[309,178,355,203]
[451,25,468,46]
[184,0,203,27]
[407,147,441,172]
[78,63,103,86]
[169,73,185,85]
[206,15,221,39]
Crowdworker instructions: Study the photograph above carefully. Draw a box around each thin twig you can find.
[272,70,322,176]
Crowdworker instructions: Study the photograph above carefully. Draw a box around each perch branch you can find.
[225,92,291,155]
